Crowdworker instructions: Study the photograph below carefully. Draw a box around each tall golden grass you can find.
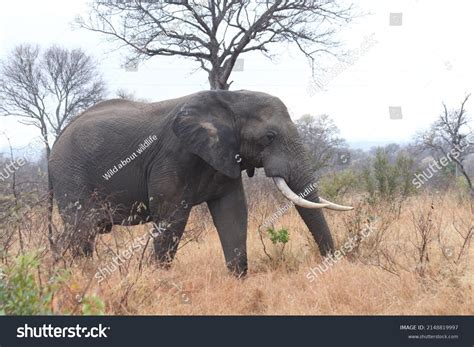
[1,190,473,315]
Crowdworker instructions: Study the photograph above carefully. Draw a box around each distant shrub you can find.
[319,169,358,199]
[396,154,417,197]
[362,149,417,202]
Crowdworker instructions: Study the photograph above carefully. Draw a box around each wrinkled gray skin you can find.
[49,90,334,277]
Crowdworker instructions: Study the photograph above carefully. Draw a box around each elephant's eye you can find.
[265,131,277,144]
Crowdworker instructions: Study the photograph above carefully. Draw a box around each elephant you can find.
[49,90,352,277]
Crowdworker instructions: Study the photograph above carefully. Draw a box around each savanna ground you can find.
[1,178,472,315]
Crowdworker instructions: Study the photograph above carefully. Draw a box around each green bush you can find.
[0,253,67,315]
[0,253,107,315]
[320,169,358,199]
[362,149,417,202]
[396,154,417,197]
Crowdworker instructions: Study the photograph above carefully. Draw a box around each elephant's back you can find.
[58,99,147,135]
[49,100,153,182]
[52,100,144,153]
[49,95,190,178]
[54,96,186,141]
[83,98,148,115]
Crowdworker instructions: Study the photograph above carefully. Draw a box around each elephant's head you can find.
[173,90,352,256]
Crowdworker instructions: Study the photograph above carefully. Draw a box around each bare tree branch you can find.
[296,114,347,172]
[417,94,473,194]
[0,44,106,145]
[0,44,106,257]
[78,0,355,90]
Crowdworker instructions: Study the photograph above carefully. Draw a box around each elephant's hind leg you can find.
[60,210,99,258]
[71,227,96,257]
[56,196,102,258]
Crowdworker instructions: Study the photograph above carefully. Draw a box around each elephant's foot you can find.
[71,240,95,258]
[226,257,248,279]
[68,231,96,258]
[153,246,177,269]
[152,225,183,269]
[152,238,178,269]
[154,258,173,270]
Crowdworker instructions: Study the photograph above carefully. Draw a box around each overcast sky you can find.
[1,0,473,151]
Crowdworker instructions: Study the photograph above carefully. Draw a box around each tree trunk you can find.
[452,158,473,199]
[44,138,57,257]
[208,69,231,90]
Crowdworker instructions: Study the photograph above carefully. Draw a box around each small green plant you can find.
[267,227,290,244]
[0,252,68,315]
[81,295,106,315]
[262,227,300,269]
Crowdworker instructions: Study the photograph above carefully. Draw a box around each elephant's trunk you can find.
[265,129,352,256]
[287,152,335,257]
[290,177,335,256]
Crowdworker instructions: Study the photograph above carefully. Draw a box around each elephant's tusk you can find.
[318,197,354,211]
[272,177,329,209]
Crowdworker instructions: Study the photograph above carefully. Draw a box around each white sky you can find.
[1,0,473,150]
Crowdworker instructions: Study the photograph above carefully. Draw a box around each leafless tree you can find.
[116,88,138,100]
[295,114,347,172]
[0,44,106,152]
[78,0,354,90]
[0,44,106,254]
[115,88,149,102]
[418,94,473,195]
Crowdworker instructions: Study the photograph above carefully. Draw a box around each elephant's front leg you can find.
[151,202,191,267]
[207,178,248,277]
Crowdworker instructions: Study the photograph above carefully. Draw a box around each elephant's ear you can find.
[172,95,241,179]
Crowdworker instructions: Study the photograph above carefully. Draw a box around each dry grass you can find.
[2,191,473,315]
